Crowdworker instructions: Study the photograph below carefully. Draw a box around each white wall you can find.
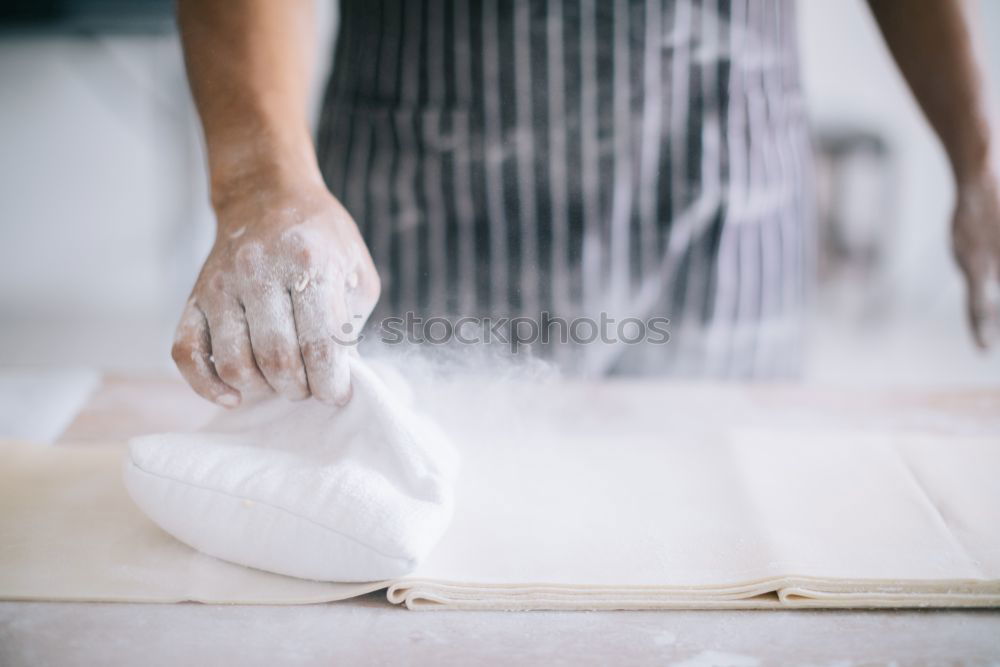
[0,5,334,369]
[0,34,208,367]
[0,35,201,313]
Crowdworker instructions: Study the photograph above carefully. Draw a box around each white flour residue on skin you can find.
[293,269,316,293]
[174,192,380,408]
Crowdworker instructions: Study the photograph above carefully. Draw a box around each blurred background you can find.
[1,0,998,387]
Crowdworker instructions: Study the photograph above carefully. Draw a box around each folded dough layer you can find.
[123,359,458,582]
[385,577,1000,610]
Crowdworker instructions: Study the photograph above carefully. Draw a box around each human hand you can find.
[952,168,1000,349]
[172,181,379,407]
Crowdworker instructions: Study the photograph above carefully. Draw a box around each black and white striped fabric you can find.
[317,0,814,377]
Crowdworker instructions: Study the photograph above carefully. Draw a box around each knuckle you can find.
[171,341,195,367]
[234,242,263,274]
[301,339,334,366]
[195,270,228,302]
[208,272,226,293]
[359,267,381,301]
[280,227,323,269]
[215,360,248,385]
[281,227,308,250]
[296,244,315,266]
[257,346,299,377]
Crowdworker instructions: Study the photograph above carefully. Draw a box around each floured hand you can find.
[172,183,380,407]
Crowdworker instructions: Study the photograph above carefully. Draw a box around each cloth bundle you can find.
[123,359,458,582]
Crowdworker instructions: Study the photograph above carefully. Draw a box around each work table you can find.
[1,371,998,665]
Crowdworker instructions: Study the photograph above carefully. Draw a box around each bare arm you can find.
[869,0,1000,348]
[178,0,317,202]
[174,0,379,407]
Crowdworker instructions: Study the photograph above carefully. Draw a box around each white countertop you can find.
[2,596,999,666]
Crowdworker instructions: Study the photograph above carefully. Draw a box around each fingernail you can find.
[217,393,240,408]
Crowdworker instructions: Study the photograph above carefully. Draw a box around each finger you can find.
[202,295,272,399]
[955,251,996,350]
[291,282,353,406]
[977,270,1000,347]
[171,300,241,407]
[243,290,310,400]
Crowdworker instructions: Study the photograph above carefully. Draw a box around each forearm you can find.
[868,0,993,182]
[177,0,321,208]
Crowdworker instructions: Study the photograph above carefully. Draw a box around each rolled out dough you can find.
[387,428,1000,609]
[0,443,384,604]
[2,415,998,609]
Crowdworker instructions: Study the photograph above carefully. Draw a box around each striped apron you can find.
[317,0,815,377]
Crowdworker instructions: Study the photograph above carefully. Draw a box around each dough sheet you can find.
[0,443,384,604]
[387,429,1000,609]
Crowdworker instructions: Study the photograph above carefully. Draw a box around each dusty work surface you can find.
[2,596,999,666]
[2,372,999,662]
